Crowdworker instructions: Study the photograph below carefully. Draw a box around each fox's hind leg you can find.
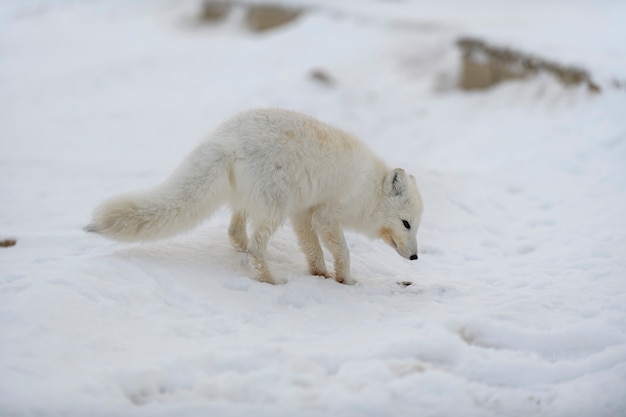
[248,215,284,285]
[292,210,330,279]
[228,211,248,252]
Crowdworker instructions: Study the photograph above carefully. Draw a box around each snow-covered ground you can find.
[1,1,625,416]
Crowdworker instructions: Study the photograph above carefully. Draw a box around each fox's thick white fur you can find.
[87,109,423,285]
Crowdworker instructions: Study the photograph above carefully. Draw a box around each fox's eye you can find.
[402,220,411,230]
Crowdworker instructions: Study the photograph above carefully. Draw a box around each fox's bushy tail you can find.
[85,143,233,242]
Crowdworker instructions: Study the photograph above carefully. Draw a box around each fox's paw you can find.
[310,268,332,280]
[258,276,276,285]
[258,275,287,285]
[335,275,356,285]
[232,243,248,253]
[229,238,248,253]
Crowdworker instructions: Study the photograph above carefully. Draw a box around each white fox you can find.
[86,109,423,285]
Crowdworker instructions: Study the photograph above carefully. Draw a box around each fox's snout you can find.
[393,237,418,262]
[401,250,418,261]
[379,227,419,261]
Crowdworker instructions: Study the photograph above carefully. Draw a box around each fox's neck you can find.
[342,156,388,237]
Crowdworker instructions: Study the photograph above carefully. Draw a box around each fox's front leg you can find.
[228,211,248,252]
[292,211,330,278]
[314,212,354,285]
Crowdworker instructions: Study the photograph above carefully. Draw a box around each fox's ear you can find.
[384,168,407,196]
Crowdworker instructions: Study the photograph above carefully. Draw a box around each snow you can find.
[1,0,626,416]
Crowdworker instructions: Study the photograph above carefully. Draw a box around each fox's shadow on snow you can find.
[107,223,311,283]
[103,222,437,296]
[99,220,432,289]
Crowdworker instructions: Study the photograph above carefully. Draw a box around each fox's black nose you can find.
[410,254,418,260]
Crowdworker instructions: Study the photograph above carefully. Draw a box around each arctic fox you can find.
[86,109,423,285]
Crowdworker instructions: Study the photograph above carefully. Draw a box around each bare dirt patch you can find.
[198,1,303,32]
[457,36,601,93]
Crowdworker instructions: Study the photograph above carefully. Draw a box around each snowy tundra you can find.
[1,0,626,416]
[87,108,423,285]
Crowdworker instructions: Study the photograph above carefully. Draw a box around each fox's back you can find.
[214,109,382,211]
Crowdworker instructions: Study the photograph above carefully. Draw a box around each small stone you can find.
[0,238,17,248]
[309,69,334,87]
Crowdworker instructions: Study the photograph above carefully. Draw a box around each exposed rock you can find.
[457,37,601,93]
[244,4,302,32]
[0,238,17,248]
[199,0,232,22]
[197,1,303,32]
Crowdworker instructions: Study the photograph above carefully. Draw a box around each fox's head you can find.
[376,168,423,261]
